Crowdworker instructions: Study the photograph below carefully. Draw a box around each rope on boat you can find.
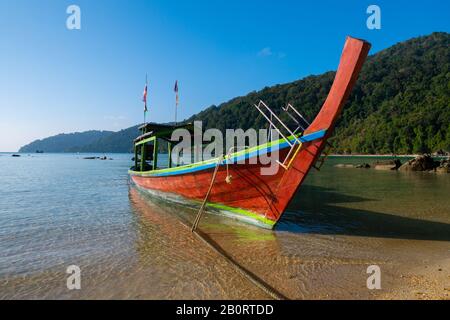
[191,156,223,232]
[191,150,235,232]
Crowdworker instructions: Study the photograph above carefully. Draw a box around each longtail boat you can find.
[129,37,371,229]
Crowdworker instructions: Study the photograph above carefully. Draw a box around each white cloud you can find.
[258,47,286,59]
[258,47,273,57]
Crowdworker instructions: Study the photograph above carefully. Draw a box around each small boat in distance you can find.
[129,37,371,229]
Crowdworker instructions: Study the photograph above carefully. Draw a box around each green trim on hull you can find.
[131,182,276,230]
[204,202,276,229]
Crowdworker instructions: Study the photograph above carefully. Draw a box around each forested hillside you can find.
[19,32,449,154]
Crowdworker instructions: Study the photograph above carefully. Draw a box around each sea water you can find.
[0,153,449,299]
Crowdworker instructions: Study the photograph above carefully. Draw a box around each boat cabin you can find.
[132,122,198,172]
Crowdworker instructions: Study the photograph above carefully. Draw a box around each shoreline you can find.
[329,154,410,157]
[329,154,443,158]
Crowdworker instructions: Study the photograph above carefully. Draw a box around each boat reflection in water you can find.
[128,187,278,299]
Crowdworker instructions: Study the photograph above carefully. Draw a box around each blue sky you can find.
[0,0,449,151]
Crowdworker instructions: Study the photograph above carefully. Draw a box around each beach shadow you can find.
[277,185,450,242]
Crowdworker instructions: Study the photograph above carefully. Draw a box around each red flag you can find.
[174,80,179,106]
[142,83,148,112]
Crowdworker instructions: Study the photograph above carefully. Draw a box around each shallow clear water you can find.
[0,153,449,299]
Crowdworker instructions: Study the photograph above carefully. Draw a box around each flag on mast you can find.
[142,82,148,113]
[174,80,179,106]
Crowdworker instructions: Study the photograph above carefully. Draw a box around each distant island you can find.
[20,128,139,153]
[20,32,449,155]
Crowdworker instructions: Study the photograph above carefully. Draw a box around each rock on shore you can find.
[333,155,449,173]
[436,160,450,173]
[373,160,401,171]
[334,164,355,168]
[399,155,438,172]
[83,156,113,160]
